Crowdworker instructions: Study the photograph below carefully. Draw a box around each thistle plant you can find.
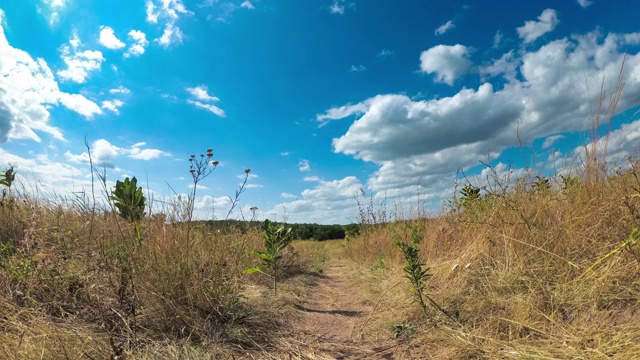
[187,149,219,223]
[244,220,293,295]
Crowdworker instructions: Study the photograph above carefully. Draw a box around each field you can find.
[2,150,640,359]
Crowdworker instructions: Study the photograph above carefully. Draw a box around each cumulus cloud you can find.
[146,0,192,47]
[57,33,105,83]
[186,85,225,117]
[419,44,472,85]
[267,176,363,224]
[125,30,149,57]
[101,100,124,114]
[65,139,170,168]
[517,9,559,44]
[319,29,640,200]
[0,22,105,144]
[298,159,311,172]
[98,26,125,50]
[435,20,455,36]
[0,147,98,196]
[281,192,296,199]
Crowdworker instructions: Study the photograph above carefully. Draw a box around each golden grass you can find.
[341,162,640,358]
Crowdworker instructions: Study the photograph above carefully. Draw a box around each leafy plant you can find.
[109,176,146,241]
[0,166,15,205]
[394,223,457,324]
[459,184,481,210]
[0,166,15,187]
[532,176,551,193]
[244,220,293,295]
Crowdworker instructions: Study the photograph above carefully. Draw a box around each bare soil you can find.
[286,261,412,359]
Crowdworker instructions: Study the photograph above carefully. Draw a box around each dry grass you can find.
[341,159,640,358]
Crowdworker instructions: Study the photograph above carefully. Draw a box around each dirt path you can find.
[288,261,406,359]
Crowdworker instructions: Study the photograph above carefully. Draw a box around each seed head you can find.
[212,161,219,166]
[245,168,251,174]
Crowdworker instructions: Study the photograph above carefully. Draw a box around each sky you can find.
[0,0,640,224]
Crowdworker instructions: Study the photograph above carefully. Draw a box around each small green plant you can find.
[392,320,416,339]
[0,166,15,204]
[394,223,457,324]
[459,184,481,210]
[560,175,580,190]
[109,176,146,241]
[244,220,292,295]
[532,176,551,193]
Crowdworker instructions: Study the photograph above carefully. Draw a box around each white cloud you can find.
[577,0,593,8]
[57,33,105,83]
[240,1,254,9]
[299,159,311,172]
[435,20,455,36]
[281,192,296,199]
[376,49,394,59]
[304,176,321,182]
[542,134,565,149]
[186,85,220,102]
[109,86,131,94]
[129,142,170,160]
[330,1,345,15]
[517,9,559,44]
[65,139,170,168]
[125,30,149,57]
[493,30,503,48]
[186,85,225,117]
[147,0,192,47]
[316,102,369,126]
[479,50,518,82]
[187,100,226,117]
[267,176,363,224]
[349,65,366,72]
[40,0,68,26]
[319,29,640,201]
[58,93,103,118]
[101,99,124,114]
[0,21,106,144]
[146,0,159,23]
[98,26,125,50]
[0,147,99,197]
[156,23,184,48]
[419,44,472,85]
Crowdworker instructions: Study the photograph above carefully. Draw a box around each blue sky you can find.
[1,0,640,224]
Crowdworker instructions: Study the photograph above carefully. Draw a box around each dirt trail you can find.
[289,261,406,359]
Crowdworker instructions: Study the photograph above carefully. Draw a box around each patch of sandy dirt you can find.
[287,262,412,359]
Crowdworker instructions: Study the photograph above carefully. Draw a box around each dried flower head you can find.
[245,168,251,173]
[212,161,219,166]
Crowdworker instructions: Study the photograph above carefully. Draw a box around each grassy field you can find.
[2,147,640,358]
